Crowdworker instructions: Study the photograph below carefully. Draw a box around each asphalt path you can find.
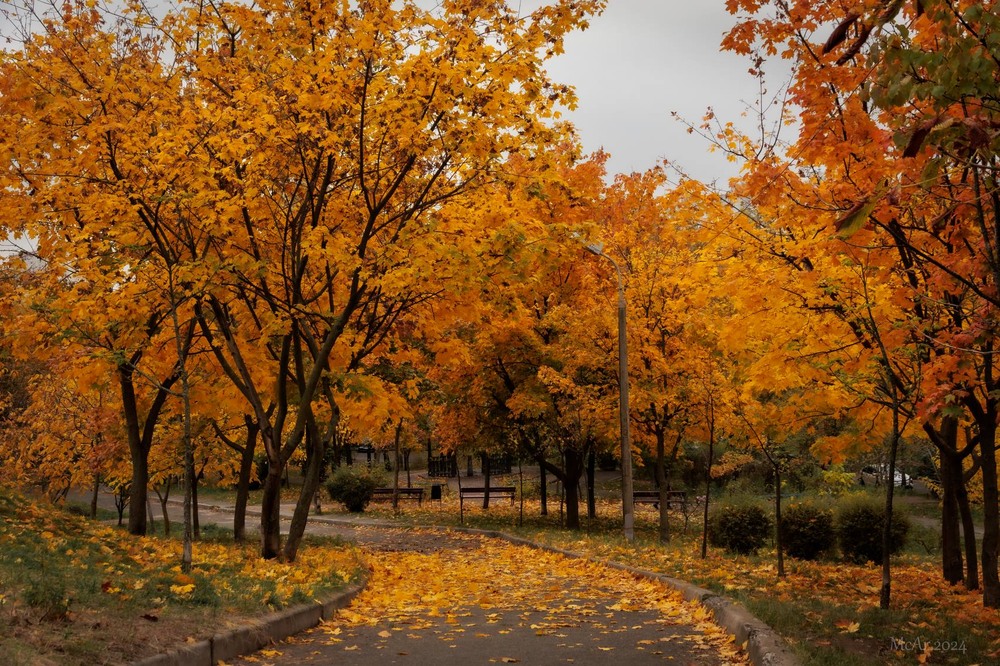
[226,523,746,665]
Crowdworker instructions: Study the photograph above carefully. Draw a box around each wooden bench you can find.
[633,489,687,510]
[459,486,516,523]
[370,487,424,505]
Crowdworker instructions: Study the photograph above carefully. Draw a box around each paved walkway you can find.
[228,524,746,665]
[70,488,748,665]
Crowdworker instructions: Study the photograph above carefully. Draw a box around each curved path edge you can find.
[130,511,799,666]
[130,576,367,666]
[452,527,801,666]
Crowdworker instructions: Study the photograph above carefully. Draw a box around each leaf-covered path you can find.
[230,524,748,665]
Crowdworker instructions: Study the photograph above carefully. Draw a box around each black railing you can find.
[428,454,458,478]
[486,453,513,475]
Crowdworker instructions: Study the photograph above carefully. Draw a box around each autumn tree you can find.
[186,0,604,559]
[428,150,615,529]
[722,0,1000,606]
[0,0,605,560]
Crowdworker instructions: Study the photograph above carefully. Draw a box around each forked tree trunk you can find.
[120,365,148,536]
[156,481,172,537]
[260,442,284,559]
[284,418,328,562]
[957,459,979,590]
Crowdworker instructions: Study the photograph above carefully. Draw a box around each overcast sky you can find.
[529,0,790,186]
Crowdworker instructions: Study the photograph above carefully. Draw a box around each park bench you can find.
[633,489,687,510]
[370,487,424,505]
[458,486,516,523]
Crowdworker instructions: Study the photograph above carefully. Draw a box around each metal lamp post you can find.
[585,243,635,542]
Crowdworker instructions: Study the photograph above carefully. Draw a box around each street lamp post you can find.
[585,243,635,542]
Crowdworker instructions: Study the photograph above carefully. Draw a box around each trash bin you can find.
[431,484,442,501]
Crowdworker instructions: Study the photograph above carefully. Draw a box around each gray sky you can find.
[534,0,790,186]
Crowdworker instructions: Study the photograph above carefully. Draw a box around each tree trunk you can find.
[156,482,172,538]
[932,419,965,584]
[260,442,284,560]
[114,485,127,526]
[977,413,1000,607]
[393,420,403,513]
[956,457,979,590]
[191,467,200,540]
[539,457,548,516]
[118,361,179,537]
[563,449,584,530]
[119,365,148,536]
[586,450,596,520]
[283,420,327,562]
[775,465,785,578]
[701,416,714,559]
[655,429,669,544]
[90,474,100,519]
[482,453,491,510]
[234,418,259,543]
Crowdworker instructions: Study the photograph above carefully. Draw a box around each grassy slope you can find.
[0,487,362,665]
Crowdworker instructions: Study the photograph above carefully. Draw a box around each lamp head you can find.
[584,242,604,256]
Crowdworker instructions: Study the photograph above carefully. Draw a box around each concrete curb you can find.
[130,577,366,666]
[446,526,801,666]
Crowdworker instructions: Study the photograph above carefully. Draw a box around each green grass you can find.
[0,485,362,665]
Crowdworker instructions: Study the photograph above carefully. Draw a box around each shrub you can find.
[836,496,909,564]
[326,465,385,512]
[816,467,856,496]
[779,503,835,560]
[709,502,772,555]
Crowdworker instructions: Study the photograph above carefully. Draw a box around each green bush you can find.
[709,502,772,555]
[836,496,909,564]
[326,465,385,512]
[816,467,856,496]
[779,503,835,560]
